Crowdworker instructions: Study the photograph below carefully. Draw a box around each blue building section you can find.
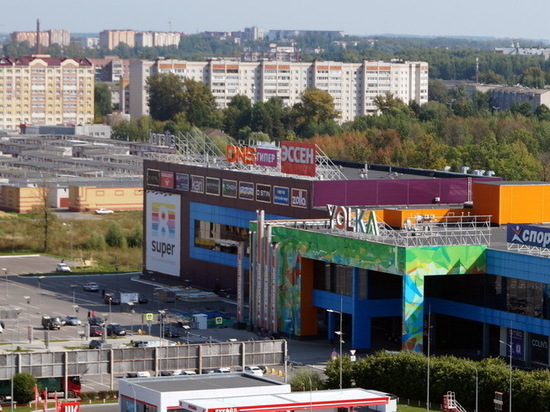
[189,202,290,269]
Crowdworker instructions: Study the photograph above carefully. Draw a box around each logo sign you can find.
[160,171,174,188]
[256,147,278,167]
[145,192,180,276]
[145,313,154,321]
[146,169,160,186]
[206,177,220,195]
[256,184,271,203]
[175,173,189,191]
[226,144,256,165]
[215,317,223,325]
[222,179,237,198]
[191,175,204,193]
[531,333,549,364]
[510,329,524,359]
[291,188,308,208]
[61,402,81,412]
[327,205,379,235]
[281,141,316,177]
[239,182,254,200]
[273,186,289,205]
[507,224,550,248]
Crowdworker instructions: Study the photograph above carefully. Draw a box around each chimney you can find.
[36,19,41,54]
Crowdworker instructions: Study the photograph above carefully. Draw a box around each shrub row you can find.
[79,391,118,400]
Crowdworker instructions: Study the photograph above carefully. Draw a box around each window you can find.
[194,220,249,256]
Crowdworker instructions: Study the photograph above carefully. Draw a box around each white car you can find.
[83,282,100,292]
[64,316,82,326]
[55,263,71,272]
[244,366,264,376]
[95,208,114,215]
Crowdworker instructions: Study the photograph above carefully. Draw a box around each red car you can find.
[90,325,103,337]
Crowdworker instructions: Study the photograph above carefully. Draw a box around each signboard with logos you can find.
[160,171,174,188]
[222,179,237,198]
[145,191,180,277]
[281,141,316,177]
[175,173,189,191]
[273,186,289,206]
[239,182,254,200]
[291,188,308,208]
[206,177,220,196]
[507,224,550,249]
[256,184,272,203]
[530,333,549,365]
[146,169,160,186]
[191,175,205,193]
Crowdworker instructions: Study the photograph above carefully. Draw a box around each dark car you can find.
[89,339,107,349]
[90,325,103,337]
[103,293,121,305]
[163,326,181,338]
[88,316,105,327]
[106,323,126,336]
[138,294,149,304]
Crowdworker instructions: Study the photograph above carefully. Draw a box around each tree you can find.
[32,184,56,253]
[520,67,546,88]
[291,88,340,137]
[146,73,185,121]
[223,95,252,138]
[181,78,219,128]
[373,92,410,114]
[289,369,325,391]
[105,222,127,248]
[94,83,112,121]
[13,372,36,403]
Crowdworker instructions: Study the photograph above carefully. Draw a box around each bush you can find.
[84,232,107,251]
[289,368,325,391]
[105,222,127,248]
[13,372,37,404]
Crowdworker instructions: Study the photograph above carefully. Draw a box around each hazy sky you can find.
[1,0,550,41]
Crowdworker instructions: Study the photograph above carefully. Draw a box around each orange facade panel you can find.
[264,65,277,70]
[158,64,186,69]
[316,66,329,70]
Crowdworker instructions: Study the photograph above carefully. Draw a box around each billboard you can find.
[507,224,550,248]
[281,141,316,177]
[145,191,180,277]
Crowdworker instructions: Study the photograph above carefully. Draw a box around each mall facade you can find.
[143,139,550,368]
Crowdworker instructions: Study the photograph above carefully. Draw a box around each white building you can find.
[129,59,429,123]
[118,373,398,412]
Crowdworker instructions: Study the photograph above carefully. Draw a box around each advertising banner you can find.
[239,182,254,200]
[160,171,174,188]
[146,169,160,186]
[175,173,189,191]
[507,224,550,248]
[511,329,524,359]
[291,188,308,208]
[273,186,289,205]
[120,293,138,304]
[531,333,549,365]
[256,147,278,167]
[222,179,237,198]
[256,184,272,203]
[206,177,220,196]
[281,141,316,177]
[191,175,204,193]
[145,191,180,277]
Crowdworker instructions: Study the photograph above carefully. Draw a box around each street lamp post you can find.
[37,276,45,310]
[500,335,513,412]
[466,362,479,412]
[327,308,343,390]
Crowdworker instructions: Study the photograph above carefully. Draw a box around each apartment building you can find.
[0,55,95,131]
[10,29,71,47]
[99,30,137,49]
[129,59,429,123]
[135,32,181,48]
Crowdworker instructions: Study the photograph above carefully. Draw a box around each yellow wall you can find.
[0,186,44,213]
[70,186,144,212]
[473,182,550,225]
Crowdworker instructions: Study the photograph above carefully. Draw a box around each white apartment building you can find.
[0,55,95,131]
[135,32,182,48]
[129,59,429,123]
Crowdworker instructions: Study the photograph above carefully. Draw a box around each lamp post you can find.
[327,308,343,390]
[466,362,479,412]
[158,310,166,341]
[37,276,45,310]
[2,268,7,297]
[499,336,513,412]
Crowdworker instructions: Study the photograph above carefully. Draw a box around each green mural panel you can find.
[404,245,486,276]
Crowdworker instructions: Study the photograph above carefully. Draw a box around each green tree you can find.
[127,223,143,248]
[84,232,107,251]
[146,73,185,121]
[94,82,112,121]
[289,369,325,391]
[181,78,219,128]
[291,88,340,137]
[520,67,546,88]
[373,92,411,115]
[223,95,252,138]
[13,372,36,404]
[105,222,127,248]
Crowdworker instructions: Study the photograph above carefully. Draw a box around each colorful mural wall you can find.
[268,225,486,351]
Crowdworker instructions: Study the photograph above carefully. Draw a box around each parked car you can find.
[95,208,114,215]
[83,282,100,292]
[244,366,264,376]
[213,367,231,374]
[103,293,121,305]
[138,294,149,304]
[163,326,181,338]
[88,316,105,327]
[64,315,82,326]
[41,315,62,330]
[181,370,197,375]
[90,325,103,337]
[55,263,71,272]
[89,339,107,349]
[126,371,150,378]
[106,323,126,336]
[160,370,182,376]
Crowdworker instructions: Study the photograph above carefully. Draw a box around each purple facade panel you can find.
[378,180,411,204]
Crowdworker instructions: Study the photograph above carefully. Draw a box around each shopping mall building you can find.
[143,138,550,368]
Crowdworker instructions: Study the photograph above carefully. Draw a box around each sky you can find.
[1,0,550,42]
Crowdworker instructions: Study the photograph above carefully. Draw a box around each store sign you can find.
[256,184,272,203]
[146,169,160,186]
[239,182,254,200]
[531,333,549,365]
[191,175,204,193]
[291,188,308,208]
[327,205,380,235]
[507,224,550,248]
[206,177,220,195]
[175,173,189,191]
[160,171,174,188]
[281,141,316,177]
[256,147,278,167]
[226,144,256,165]
[222,179,237,198]
[273,186,289,205]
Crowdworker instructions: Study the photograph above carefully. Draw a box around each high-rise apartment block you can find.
[129,59,429,122]
[0,55,95,131]
[10,29,71,47]
[135,32,182,48]
[99,30,137,50]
